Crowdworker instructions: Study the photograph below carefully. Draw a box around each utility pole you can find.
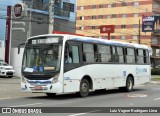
[138,19,141,44]
[28,0,33,38]
[48,0,54,34]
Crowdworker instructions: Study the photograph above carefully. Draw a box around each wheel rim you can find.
[81,82,88,93]
[128,79,133,90]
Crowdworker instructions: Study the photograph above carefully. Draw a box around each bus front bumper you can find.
[21,81,63,93]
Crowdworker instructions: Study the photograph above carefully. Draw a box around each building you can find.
[0,40,4,48]
[151,0,160,66]
[76,0,153,43]
[0,0,22,41]
[10,0,76,47]
[76,0,160,67]
[0,0,77,77]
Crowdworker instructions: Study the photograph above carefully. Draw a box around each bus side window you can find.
[112,46,119,62]
[123,48,126,63]
[64,43,72,63]
[126,48,135,64]
[71,46,80,63]
[112,46,115,62]
[135,49,138,63]
[98,45,111,63]
[143,49,149,64]
[146,50,149,63]
[83,53,86,62]
[137,49,144,64]
[117,47,124,63]
[82,43,94,63]
[94,44,98,62]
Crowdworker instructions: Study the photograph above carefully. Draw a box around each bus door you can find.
[63,41,81,92]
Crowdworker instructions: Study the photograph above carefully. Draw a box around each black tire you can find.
[8,76,13,78]
[125,76,134,92]
[46,93,56,97]
[95,89,106,93]
[77,79,89,97]
[119,87,125,91]
[119,76,134,92]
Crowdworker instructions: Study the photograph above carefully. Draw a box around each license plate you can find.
[34,85,42,90]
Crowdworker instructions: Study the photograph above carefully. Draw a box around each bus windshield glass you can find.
[22,43,62,74]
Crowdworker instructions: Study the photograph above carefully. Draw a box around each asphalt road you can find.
[0,76,160,116]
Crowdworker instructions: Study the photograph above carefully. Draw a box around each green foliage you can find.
[152,78,160,81]
[151,68,160,75]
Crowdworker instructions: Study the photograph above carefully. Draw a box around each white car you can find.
[0,60,15,78]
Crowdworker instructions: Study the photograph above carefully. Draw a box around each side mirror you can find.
[18,43,25,54]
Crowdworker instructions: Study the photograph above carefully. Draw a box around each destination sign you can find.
[28,36,62,44]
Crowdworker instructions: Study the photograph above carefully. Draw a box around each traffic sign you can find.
[100,25,115,33]
[14,3,23,18]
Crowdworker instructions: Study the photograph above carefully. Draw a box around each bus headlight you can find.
[52,74,59,83]
[22,76,26,84]
[1,67,5,70]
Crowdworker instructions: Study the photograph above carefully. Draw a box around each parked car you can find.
[0,60,15,78]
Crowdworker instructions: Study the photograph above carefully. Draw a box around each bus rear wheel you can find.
[77,79,89,97]
[125,76,134,92]
[46,93,56,97]
[119,76,134,92]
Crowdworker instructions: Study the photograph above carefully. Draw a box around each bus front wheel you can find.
[77,79,89,97]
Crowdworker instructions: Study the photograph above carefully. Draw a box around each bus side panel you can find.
[88,64,114,89]
[63,64,114,93]
[63,68,83,93]
[134,65,150,85]
[63,64,150,93]
[113,64,150,87]
[113,64,127,87]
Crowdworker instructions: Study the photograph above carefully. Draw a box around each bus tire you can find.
[8,76,13,78]
[95,89,106,93]
[77,79,89,97]
[125,76,134,92]
[46,93,56,97]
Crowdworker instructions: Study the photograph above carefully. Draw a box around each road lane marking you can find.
[68,110,100,116]
[154,98,160,101]
[0,97,22,100]
[0,88,19,90]
[127,94,148,98]
[9,103,43,107]
[152,88,160,90]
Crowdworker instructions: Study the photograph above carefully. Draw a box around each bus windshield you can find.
[22,44,62,73]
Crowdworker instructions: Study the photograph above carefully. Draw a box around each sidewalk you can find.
[150,75,160,84]
[151,75,160,78]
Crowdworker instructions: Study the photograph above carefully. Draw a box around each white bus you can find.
[19,34,151,97]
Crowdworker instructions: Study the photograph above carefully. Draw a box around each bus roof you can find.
[29,34,149,49]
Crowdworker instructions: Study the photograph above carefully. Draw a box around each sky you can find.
[0,0,22,41]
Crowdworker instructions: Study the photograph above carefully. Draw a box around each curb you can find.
[150,81,160,84]
[151,75,160,78]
